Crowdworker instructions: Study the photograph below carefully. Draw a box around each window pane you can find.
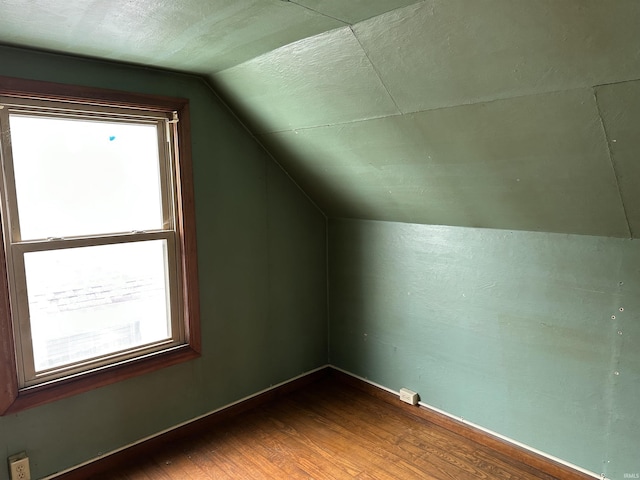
[24,240,171,372]
[10,115,164,240]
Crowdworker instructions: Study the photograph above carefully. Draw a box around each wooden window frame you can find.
[0,76,201,415]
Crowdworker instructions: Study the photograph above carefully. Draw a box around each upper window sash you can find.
[0,101,177,242]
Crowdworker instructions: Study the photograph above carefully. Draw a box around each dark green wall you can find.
[329,218,639,479]
[0,46,327,480]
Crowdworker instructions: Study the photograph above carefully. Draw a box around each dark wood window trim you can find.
[0,75,201,415]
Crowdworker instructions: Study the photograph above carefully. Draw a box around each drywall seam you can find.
[254,111,404,135]
[592,77,640,89]
[197,76,328,219]
[601,268,625,479]
[287,1,349,24]
[254,83,624,136]
[593,88,633,238]
[601,322,622,479]
[348,25,403,115]
[330,366,605,480]
[39,365,331,480]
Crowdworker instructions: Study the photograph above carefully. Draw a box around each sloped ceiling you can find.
[1,0,640,238]
[0,0,417,73]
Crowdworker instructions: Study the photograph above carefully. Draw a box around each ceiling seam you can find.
[285,1,349,25]
[256,112,404,135]
[349,25,404,116]
[592,87,633,239]
[592,76,640,89]
[197,76,328,220]
[256,83,639,136]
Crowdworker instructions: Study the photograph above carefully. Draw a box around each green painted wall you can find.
[329,218,640,480]
[0,46,327,480]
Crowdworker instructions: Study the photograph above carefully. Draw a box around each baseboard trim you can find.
[48,365,602,480]
[328,367,601,480]
[47,365,331,479]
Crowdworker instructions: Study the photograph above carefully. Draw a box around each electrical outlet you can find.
[8,452,31,480]
[399,388,419,405]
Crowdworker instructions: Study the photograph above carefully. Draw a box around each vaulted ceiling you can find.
[1,0,639,238]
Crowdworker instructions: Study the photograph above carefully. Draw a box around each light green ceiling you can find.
[1,0,639,237]
[293,0,420,24]
[0,0,419,74]
[353,0,640,113]
[212,27,400,133]
[258,88,629,237]
[212,0,640,238]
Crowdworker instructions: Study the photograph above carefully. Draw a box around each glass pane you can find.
[24,240,171,372]
[10,114,164,240]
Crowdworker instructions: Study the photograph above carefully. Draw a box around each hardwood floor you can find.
[90,372,567,480]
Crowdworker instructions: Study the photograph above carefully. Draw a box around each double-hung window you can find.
[0,77,200,414]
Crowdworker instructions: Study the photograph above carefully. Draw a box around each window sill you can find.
[1,343,199,415]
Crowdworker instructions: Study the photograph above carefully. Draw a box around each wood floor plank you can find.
[119,462,154,480]
[179,437,237,480]
[95,457,170,480]
[88,375,567,479]
[288,386,480,479]
[244,408,371,479]
[227,420,317,479]
[269,397,435,480]
[201,430,262,479]
[292,385,515,480]
[218,420,298,479]
[301,381,554,480]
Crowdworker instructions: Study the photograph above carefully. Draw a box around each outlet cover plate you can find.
[8,452,31,480]
[399,388,419,405]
